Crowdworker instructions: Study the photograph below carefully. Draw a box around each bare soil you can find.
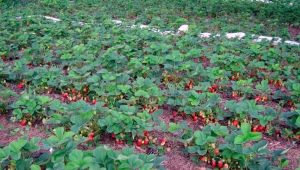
[0,114,47,146]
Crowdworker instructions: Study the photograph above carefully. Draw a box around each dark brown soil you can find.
[0,114,47,146]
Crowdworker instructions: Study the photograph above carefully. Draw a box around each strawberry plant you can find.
[0,137,41,170]
[0,1,299,169]
[10,93,52,122]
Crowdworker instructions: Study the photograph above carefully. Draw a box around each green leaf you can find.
[30,164,41,170]
[93,147,107,163]
[69,149,83,161]
[210,124,229,136]
[37,95,51,105]
[194,131,207,145]
[168,122,180,133]
[187,146,198,153]
[9,139,27,152]
[240,123,251,134]
[234,135,246,144]
[295,116,300,127]
[135,90,150,98]
[247,132,262,141]
[234,132,262,144]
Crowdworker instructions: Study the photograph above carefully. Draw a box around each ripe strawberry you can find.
[172,111,177,117]
[274,80,283,88]
[199,156,207,162]
[192,115,198,122]
[71,88,76,94]
[20,119,27,127]
[252,125,258,132]
[88,132,94,141]
[144,131,149,137]
[92,99,97,105]
[185,80,193,90]
[17,83,24,89]
[136,139,143,147]
[218,160,223,169]
[111,133,116,139]
[144,138,149,145]
[116,139,123,145]
[214,148,220,155]
[255,96,261,102]
[257,125,265,132]
[232,120,239,127]
[223,163,229,169]
[160,138,167,146]
[211,159,217,168]
[212,84,218,89]
[232,91,239,99]
[62,92,68,98]
[208,84,218,93]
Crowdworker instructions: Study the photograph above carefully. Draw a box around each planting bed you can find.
[0,0,300,170]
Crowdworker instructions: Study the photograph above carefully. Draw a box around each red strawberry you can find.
[160,138,167,146]
[223,163,229,169]
[136,139,143,147]
[92,99,97,105]
[255,96,261,102]
[88,132,94,141]
[144,138,149,145]
[62,92,68,98]
[208,84,218,93]
[192,115,198,122]
[111,133,116,139]
[20,119,27,127]
[116,139,124,145]
[144,131,149,137]
[211,159,217,168]
[232,120,239,127]
[17,83,24,89]
[214,148,220,155]
[172,111,177,117]
[232,91,239,99]
[257,125,265,132]
[212,84,218,89]
[199,156,207,162]
[252,125,258,132]
[71,88,76,94]
[218,160,223,169]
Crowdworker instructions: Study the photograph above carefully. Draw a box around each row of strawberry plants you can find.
[0,127,163,170]
[169,122,289,169]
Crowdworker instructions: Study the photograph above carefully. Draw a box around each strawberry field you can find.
[0,0,300,170]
